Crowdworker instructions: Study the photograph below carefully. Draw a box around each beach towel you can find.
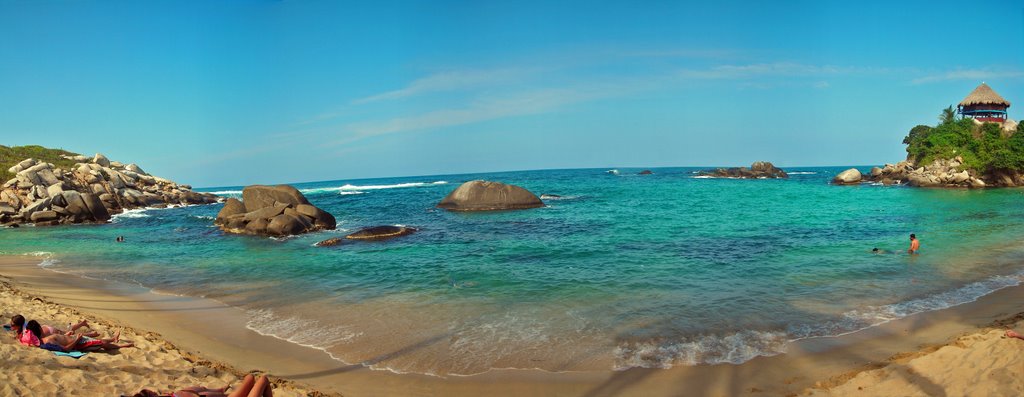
[53,351,87,359]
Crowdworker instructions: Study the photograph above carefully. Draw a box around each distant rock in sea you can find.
[215,185,336,236]
[638,170,653,175]
[698,161,788,179]
[437,180,544,211]
[1,153,219,227]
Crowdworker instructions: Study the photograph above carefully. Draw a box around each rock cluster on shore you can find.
[699,161,789,179]
[834,157,993,188]
[437,180,544,211]
[1,153,219,227]
[214,185,336,236]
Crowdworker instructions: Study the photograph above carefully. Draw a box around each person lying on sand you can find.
[131,373,274,397]
[10,314,101,339]
[26,320,133,352]
[1006,330,1024,340]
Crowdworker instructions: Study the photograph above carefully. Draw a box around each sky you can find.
[2,0,1023,187]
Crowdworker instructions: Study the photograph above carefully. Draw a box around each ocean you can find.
[3,166,1024,376]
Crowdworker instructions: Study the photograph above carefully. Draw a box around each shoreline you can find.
[3,253,1023,396]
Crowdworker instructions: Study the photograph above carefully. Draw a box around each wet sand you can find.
[2,254,1023,396]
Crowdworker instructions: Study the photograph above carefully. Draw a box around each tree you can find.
[938,105,956,125]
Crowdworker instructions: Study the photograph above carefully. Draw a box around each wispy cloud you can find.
[910,68,1024,84]
[335,85,628,145]
[352,68,531,104]
[677,62,871,79]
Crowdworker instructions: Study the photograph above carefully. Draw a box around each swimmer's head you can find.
[872,248,880,252]
[910,233,916,239]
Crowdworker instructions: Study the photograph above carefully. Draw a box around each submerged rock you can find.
[638,170,653,175]
[315,237,344,247]
[437,180,544,211]
[345,225,417,240]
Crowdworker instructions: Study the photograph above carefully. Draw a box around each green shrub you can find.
[0,145,80,182]
[903,110,1024,174]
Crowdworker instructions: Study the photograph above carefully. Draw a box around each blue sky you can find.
[2,0,1023,187]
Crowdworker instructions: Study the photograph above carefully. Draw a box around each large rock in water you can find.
[698,161,788,179]
[832,168,863,185]
[436,180,544,211]
[241,185,310,212]
[215,184,335,236]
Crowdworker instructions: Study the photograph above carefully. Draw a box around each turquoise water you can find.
[3,167,1024,375]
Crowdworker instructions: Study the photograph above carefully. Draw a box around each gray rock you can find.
[244,217,270,234]
[244,203,288,222]
[30,210,58,222]
[832,168,862,185]
[62,191,90,217]
[437,180,544,211]
[125,163,147,175]
[215,198,248,224]
[19,197,51,218]
[46,184,64,198]
[93,153,110,167]
[81,193,110,222]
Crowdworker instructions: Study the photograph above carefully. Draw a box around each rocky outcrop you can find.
[345,225,417,240]
[638,170,653,175]
[862,157,991,188]
[699,161,788,179]
[832,168,863,185]
[1,153,219,227]
[215,185,335,236]
[437,180,544,211]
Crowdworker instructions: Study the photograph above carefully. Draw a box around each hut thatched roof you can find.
[959,83,1010,107]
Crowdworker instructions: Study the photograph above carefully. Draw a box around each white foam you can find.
[111,208,151,222]
[206,190,243,196]
[613,330,788,370]
[691,175,715,179]
[787,172,818,175]
[339,191,365,195]
[245,308,362,364]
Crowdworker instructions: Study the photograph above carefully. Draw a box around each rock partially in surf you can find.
[832,168,862,185]
[699,161,788,179]
[638,170,653,175]
[315,237,344,247]
[215,198,247,224]
[437,180,544,211]
[216,185,334,237]
[345,225,416,240]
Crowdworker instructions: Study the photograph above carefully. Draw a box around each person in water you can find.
[871,248,891,254]
[908,233,920,254]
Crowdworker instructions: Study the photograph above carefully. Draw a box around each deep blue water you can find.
[3,166,1024,375]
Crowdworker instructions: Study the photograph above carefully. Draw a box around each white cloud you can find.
[352,68,530,104]
[677,62,867,79]
[910,68,1024,84]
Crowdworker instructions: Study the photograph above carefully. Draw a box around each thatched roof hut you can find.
[959,82,1010,107]
[958,83,1010,122]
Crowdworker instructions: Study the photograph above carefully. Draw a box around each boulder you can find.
[832,168,862,185]
[93,153,110,167]
[19,197,51,218]
[0,204,16,215]
[699,161,788,179]
[241,185,310,212]
[125,163,147,175]
[870,167,882,177]
[215,198,248,224]
[345,225,417,240]
[81,193,111,222]
[244,203,288,222]
[266,214,307,236]
[244,217,270,234]
[62,191,90,217]
[30,210,58,223]
[295,204,336,229]
[315,237,344,247]
[437,180,544,211]
[46,184,64,198]
[951,171,970,184]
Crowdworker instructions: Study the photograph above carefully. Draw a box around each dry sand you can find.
[2,253,1024,397]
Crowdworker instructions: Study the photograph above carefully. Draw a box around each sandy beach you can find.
[1,253,1022,396]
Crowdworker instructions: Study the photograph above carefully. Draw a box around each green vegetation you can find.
[0,145,80,182]
[903,110,1024,175]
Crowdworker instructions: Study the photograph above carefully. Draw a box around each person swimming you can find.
[908,233,920,254]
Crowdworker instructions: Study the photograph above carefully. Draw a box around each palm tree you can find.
[939,105,956,124]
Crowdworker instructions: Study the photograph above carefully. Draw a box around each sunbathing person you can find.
[26,320,133,352]
[132,374,274,397]
[1007,330,1024,341]
[10,314,100,338]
